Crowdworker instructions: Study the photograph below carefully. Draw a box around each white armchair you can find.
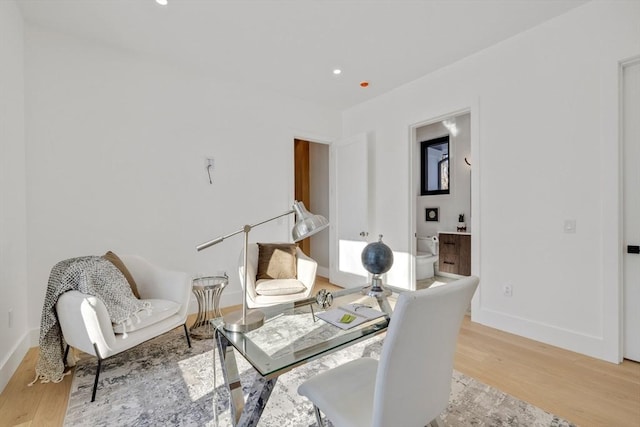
[240,243,318,308]
[55,255,192,401]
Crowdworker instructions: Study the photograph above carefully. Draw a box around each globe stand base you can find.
[362,276,392,298]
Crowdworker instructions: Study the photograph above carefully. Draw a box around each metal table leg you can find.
[216,330,278,427]
[376,294,393,314]
[216,331,245,424]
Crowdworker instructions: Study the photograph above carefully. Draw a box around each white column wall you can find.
[342,1,640,362]
[24,27,340,333]
[309,142,330,275]
[0,0,29,392]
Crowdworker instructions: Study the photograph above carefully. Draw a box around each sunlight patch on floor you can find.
[416,275,458,290]
[178,351,212,402]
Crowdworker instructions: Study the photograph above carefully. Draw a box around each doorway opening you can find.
[410,110,474,292]
[294,138,330,279]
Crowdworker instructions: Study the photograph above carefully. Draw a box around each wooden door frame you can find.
[294,139,311,255]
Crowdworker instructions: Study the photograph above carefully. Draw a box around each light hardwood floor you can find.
[1,277,638,427]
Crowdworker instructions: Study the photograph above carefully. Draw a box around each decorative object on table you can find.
[189,274,228,339]
[425,207,439,222]
[315,289,333,309]
[315,303,386,330]
[457,213,467,232]
[196,200,329,333]
[361,234,394,297]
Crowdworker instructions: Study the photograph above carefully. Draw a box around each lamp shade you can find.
[292,201,329,242]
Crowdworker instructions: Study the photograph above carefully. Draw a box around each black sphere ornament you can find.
[361,235,393,297]
[361,236,394,275]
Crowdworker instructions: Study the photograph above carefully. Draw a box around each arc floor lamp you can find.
[197,201,329,332]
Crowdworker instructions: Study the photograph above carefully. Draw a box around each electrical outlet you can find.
[8,308,13,328]
[503,285,513,297]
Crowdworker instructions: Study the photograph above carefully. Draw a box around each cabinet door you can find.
[439,233,459,273]
[458,235,471,276]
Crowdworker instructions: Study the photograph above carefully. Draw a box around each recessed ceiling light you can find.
[156,0,168,6]
[333,69,342,75]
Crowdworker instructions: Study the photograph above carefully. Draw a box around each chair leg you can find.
[183,323,192,348]
[313,405,325,427]
[91,357,102,402]
[63,345,70,368]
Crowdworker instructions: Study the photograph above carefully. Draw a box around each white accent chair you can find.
[298,275,479,427]
[240,243,318,308]
[56,255,192,401]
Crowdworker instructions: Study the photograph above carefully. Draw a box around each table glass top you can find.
[212,285,400,377]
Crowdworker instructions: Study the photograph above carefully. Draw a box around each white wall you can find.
[309,142,330,276]
[342,1,640,362]
[415,113,471,239]
[0,0,30,392]
[24,27,340,333]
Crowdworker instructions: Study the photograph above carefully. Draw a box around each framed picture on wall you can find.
[425,208,439,222]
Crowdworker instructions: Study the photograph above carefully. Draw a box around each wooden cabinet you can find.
[438,233,471,276]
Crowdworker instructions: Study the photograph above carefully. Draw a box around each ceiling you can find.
[17,0,588,110]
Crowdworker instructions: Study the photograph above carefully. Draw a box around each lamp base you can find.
[362,276,392,298]
[222,309,265,333]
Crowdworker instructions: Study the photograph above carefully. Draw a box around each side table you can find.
[190,274,228,339]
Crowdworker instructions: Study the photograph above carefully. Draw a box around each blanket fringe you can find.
[28,369,71,386]
[116,306,151,340]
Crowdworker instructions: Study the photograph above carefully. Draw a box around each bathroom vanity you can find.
[438,232,471,276]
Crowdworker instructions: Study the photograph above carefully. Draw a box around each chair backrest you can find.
[372,276,479,427]
[239,243,318,288]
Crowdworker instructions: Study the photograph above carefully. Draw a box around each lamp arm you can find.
[248,209,294,230]
[196,228,244,251]
[196,209,295,251]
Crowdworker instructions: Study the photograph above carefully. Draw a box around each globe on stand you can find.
[361,235,393,297]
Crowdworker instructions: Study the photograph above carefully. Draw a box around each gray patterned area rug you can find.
[64,328,575,427]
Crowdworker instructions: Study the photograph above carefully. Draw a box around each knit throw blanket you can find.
[30,256,151,385]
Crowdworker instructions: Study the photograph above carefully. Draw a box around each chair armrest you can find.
[120,255,191,310]
[56,290,117,358]
[240,245,259,301]
[296,248,318,290]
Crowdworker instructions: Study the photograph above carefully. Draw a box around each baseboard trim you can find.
[472,306,615,363]
[0,331,32,394]
[316,266,329,279]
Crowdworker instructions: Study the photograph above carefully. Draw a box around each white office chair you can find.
[298,275,479,427]
[239,243,318,308]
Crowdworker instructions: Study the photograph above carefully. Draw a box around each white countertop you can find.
[439,231,471,236]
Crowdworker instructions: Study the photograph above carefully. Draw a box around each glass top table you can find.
[212,284,401,427]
